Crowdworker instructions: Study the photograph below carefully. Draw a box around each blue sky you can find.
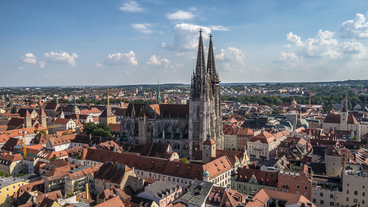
[1,0,368,87]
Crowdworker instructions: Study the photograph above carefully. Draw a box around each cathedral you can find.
[119,31,223,158]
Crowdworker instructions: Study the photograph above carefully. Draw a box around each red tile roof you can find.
[95,195,125,207]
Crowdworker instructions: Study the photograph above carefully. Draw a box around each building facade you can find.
[120,31,223,158]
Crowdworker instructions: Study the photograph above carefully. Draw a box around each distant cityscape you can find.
[0,30,368,207]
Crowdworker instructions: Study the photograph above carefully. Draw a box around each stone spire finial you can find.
[207,33,216,77]
[195,30,206,78]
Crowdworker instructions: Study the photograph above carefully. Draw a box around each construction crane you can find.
[309,93,316,105]
[22,124,27,158]
[106,86,120,109]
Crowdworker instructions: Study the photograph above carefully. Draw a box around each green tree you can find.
[179,158,189,164]
[92,128,113,137]
[62,131,69,135]
[349,135,359,141]
[83,122,112,138]
[37,131,47,135]
[272,109,283,115]
[49,155,57,162]
[244,113,251,118]
[11,106,17,114]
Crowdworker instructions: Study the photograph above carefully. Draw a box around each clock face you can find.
[205,145,210,149]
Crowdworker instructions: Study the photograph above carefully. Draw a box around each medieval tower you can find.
[188,30,223,158]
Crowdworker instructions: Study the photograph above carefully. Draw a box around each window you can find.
[313,199,316,203]
[304,193,308,197]
[330,202,334,206]
[346,198,349,202]
[6,188,8,192]
[347,183,349,187]
[347,190,349,194]
[353,199,358,203]
[297,185,300,189]
[320,193,323,197]
[320,200,324,205]
[330,194,333,198]
[363,192,365,196]
[363,200,365,204]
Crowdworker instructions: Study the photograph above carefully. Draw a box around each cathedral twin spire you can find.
[195,29,218,79]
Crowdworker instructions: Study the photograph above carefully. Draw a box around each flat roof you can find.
[0,176,27,189]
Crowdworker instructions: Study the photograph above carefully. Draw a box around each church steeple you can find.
[207,34,217,77]
[157,79,161,105]
[195,29,206,78]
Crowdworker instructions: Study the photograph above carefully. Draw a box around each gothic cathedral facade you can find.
[189,30,223,156]
[120,31,223,159]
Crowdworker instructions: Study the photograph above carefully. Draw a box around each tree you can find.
[49,155,57,162]
[179,158,189,164]
[62,131,69,135]
[244,113,251,118]
[272,109,283,115]
[83,122,112,138]
[37,131,47,135]
[11,106,17,114]
[349,135,359,141]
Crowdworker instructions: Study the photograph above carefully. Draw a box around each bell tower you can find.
[188,30,223,159]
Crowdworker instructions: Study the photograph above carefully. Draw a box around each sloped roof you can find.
[83,148,232,180]
[1,137,22,151]
[44,102,58,110]
[53,118,72,125]
[95,196,125,207]
[159,104,189,118]
[100,107,116,118]
[94,162,132,184]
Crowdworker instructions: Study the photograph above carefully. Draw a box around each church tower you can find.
[341,94,348,111]
[189,31,223,158]
[157,80,161,105]
[40,107,47,128]
[202,134,216,164]
[24,110,32,128]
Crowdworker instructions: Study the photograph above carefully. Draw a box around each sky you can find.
[1,0,368,87]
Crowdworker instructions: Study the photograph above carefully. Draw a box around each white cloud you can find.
[175,63,184,67]
[162,23,211,51]
[126,71,132,75]
[132,23,152,34]
[146,55,170,67]
[189,7,197,11]
[119,0,143,12]
[215,47,245,65]
[286,30,338,58]
[44,51,79,66]
[210,26,229,31]
[38,61,46,68]
[223,63,233,71]
[19,53,37,64]
[167,10,194,20]
[340,42,367,54]
[176,53,184,57]
[321,49,341,59]
[284,44,291,48]
[273,52,304,68]
[286,32,303,46]
[95,63,105,68]
[340,13,368,39]
[18,67,24,69]
[104,51,138,65]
